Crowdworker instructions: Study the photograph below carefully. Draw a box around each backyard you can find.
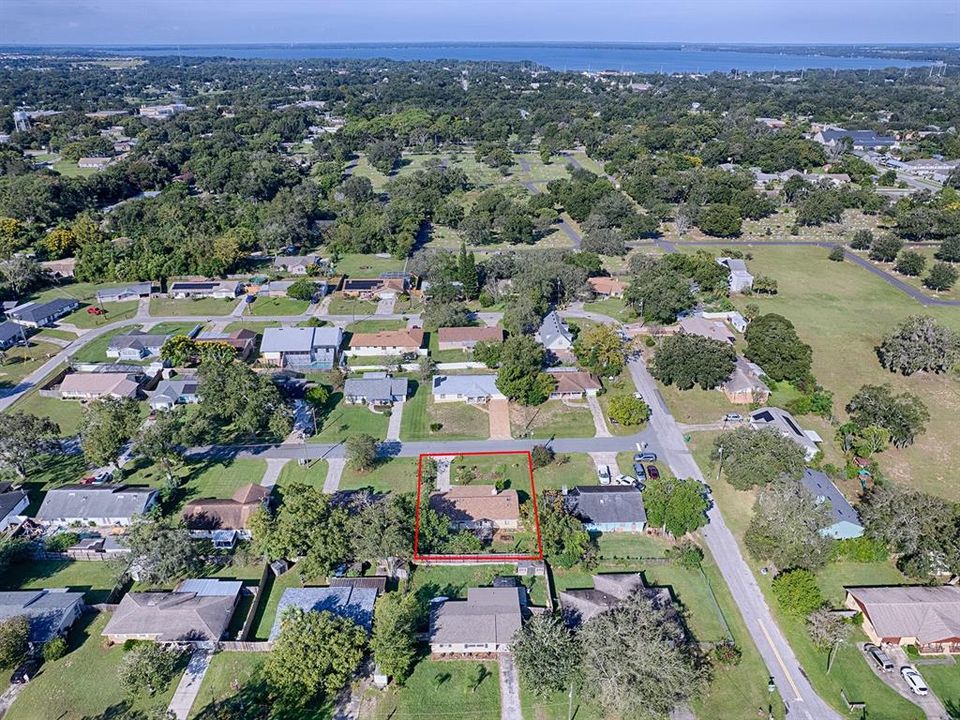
[0,558,120,604]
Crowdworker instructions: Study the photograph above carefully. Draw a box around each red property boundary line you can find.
[413,450,544,562]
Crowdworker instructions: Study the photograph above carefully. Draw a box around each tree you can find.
[346,433,378,472]
[535,491,593,569]
[934,235,960,262]
[876,315,960,376]
[417,355,437,382]
[868,235,903,262]
[160,335,198,367]
[122,519,206,585]
[367,140,403,175]
[371,592,419,684]
[0,615,28,668]
[697,203,742,237]
[42,636,68,663]
[80,397,140,468]
[651,334,736,390]
[136,407,184,486]
[265,608,366,706]
[473,340,502,368]
[119,644,181,697]
[744,313,812,384]
[771,569,823,617]
[895,250,926,276]
[286,278,317,301]
[850,229,873,250]
[0,412,60,478]
[745,480,833,570]
[512,613,581,698]
[0,256,44,295]
[579,593,703,718]
[924,261,959,291]
[350,494,413,577]
[572,324,626,376]
[457,243,479,299]
[807,608,852,674]
[642,477,709,537]
[530,444,554,469]
[713,427,806,490]
[624,265,695,324]
[607,395,650,426]
[496,335,554,406]
[828,245,845,262]
[846,384,929,448]
[197,356,291,441]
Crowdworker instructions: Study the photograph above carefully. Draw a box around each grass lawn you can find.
[275,459,328,492]
[35,327,78,341]
[150,296,239,317]
[331,252,405,277]
[345,319,406,333]
[52,159,99,178]
[855,246,957,300]
[177,458,267,504]
[399,381,491,441]
[532,453,596,491]
[188,652,267,719]
[247,296,309,316]
[61,301,139,328]
[250,568,309,641]
[327,295,379,316]
[655,381,742,425]
[583,296,636,323]
[7,390,85,436]
[408,563,521,603]
[8,453,87,514]
[339,457,420,495]
[5,613,184,720]
[70,326,133,363]
[312,392,389,443]
[449,453,532,490]
[510,400,594,439]
[0,340,61,387]
[0,558,120,604]
[921,663,960,717]
[147,321,204,336]
[368,658,500,720]
[425,329,480,363]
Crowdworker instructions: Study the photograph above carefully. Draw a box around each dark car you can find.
[633,463,646,478]
[864,643,894,672]
[646,465,660,479]
[634,452,657,462]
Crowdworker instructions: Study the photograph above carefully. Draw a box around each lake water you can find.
[109,43,928,73]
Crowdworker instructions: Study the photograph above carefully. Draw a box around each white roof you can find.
[260,326,342,353]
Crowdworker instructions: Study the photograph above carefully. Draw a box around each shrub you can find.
[828,245,844,262]
[924,262,958,291]
[45,532,80,553]
[771,569,824,617]
[530,444,555,469]
[429,422,443,432]
[42,636,68,663]
[833,536,889,563]
[667,539,704,569]
[644,336,656,348]
[712,641,742,667]
[607,395,650,426]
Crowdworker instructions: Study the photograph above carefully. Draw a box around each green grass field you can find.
[583,296,636,323]
[510,399,594,439]
[0,558,120,604]
[312,392,389,442]
[531,453,596,491]
[188,652,265,719]
[330,252,405,277]
[368,658,501,720]
[0,340,61,387]
[68,326,130,363]
[345,319,406,333]
[51,159,100,178]
[399,380,491,441]
[339,456,419,495]
[61,301,139,328]
[250,568,308,641]
[275,459,328,492]
[247,296,309,316]
[327,296,379,316]
[150,296,239,317]
[7,389,85,436]
[921,663,960,717]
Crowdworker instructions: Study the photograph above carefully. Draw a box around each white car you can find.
[900,666,929,696]
[615,474,636,486]
[597,465,611,485]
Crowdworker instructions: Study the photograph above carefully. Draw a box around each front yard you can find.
[246,296,309,316]
[61,301,139,328]
[0,339,61,387]
[339,456,419,495]
[367,658,501,720]
[312,392,390,442]
[510,400,594,439]
[150,296,239,317]
[399,381,491,441]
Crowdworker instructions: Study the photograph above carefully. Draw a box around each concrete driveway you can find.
[498,653,523,720]
[167,649,212,719]
[861,643,951,719]
[488,398,512,440]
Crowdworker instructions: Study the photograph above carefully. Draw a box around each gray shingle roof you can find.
[103,580,241,641]
[0,487,28,520]
[260,326,342,353]
[429,587,523,646]
[432,374,501,398]
[150,378,199,405]
[270,586,377,640]
[0,320,25,346]
[820,128,896,147]
[846,585,960,645]
[343,375,408,403]
[96,283,152,301]
[800,468,862,529]
[0,589,84,643]
[565,486,647,526]
[36,485,157,522]
[537,311,573,349]
[8,298,78,324]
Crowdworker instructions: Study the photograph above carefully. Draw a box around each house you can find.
[341,276,409,299]
[814,128,896,150]
[269,585,378,641]
[0,483,29,531]
[819,173,852,186]
[102,579,241,644]
[722,357,770,405]
[679,316,735,345]
[800,469,864,539]
[36,485,159,527]
[195,329,258,359]
[564,486,647,533]
[149,377,200,410]
[260,326,342,368]
[96,283,152,302]
[429,486,520,531]
[77,157,112,170]
[716,257,754,293]
[40,257,76,279]
[749,407,821,460]
[7,298,79,328]
[432,374,504,404]
[273,255,319,275]
[587,276,627,298]
[536,311,574,354]
[727,311,748,333]
[0,320,27,350]
[429,586,523,654]
[559,573,672,626]
[167,281,240,299]
[436,326,504,351]
[106,332,168,360]
[343,372,409,406]
[138,103,192,120]
[59,372,141,400]
[844,586,960,655]
[0,590,85,646]
[346,328,426,357]
[182,484,271,536]
[546,369,602,400]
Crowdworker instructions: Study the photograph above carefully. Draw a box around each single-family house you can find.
[106,332,168,360]
[429,486,520,531]
[259,326,343,369]
[432,374,504,404]
[167,281,240,299]
[96,283,152,303]
[537,311,574,355]
[182,484,271,537]
[59,372,141,400]
[429,586,523,655]
[679,316,735,345]
[0,320,27,350]
[0,483,29,531]
[722,357,770,405]
[814,128,896,150]
[436,326,504,351]
[346,328,426,357]
[716,257,754,293]
[102,579,242,644]
[7,298,79,328]
[343,372,409,406]
[844,585,960,655]
[749,407,821,461]
[587,276,628,298]
[800,468,864,539]
[78,157,112,170]
[546,369,602,400]
[273,255,319,275]
[559,573,672,626]
[149,377,201,410]
[341,276,409,299]
[36,485,159,527]
[0,590,85,646]
[195,328,258,360]
[565,486,647,533]
[269,585,378,641]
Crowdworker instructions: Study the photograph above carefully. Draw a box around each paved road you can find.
[167,649,213,720]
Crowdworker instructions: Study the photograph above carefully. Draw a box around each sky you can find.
[2,0,959,46]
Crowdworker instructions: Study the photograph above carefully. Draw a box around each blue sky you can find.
[3,0,958,45]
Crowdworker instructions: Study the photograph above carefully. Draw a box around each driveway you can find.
[167,649,212,719]
[488,398,512,440]
[498,653,523,720]
[586,395,612,437]
[376,294,397,314]
[260,458,287,487]
[862,643,951,719]
[323,458,346,493]
[386,400,404,441]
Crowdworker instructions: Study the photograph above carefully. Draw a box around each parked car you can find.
[900,666,929,696]
[863,643,894,672]
[723,413,743,422]
[86,306,103,315]
[646,465,660,479]
[597,465,611,485]
[615,474,636,486]
[632,463,646,479]
[634,452,657,462]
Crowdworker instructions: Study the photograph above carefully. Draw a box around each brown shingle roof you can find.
[437,327,505,343]
[548,370,601,395]
[349,328,425,349]
[846,586,960,645]
[429,486,520,524]
[182,484,270,530]
[587,276,627,295]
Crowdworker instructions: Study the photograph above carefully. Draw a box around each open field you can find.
[0,340,61,388]
[510,399,594,439]
[854,245,957,300]
[339,456,419,494]
[51,159,100,177]
[275,458,328,491]
[667,207,884,245]
[149,296,239,316]
[330,252,405,277]
[399,380,491,441]
[247,296,309,316]
[583,296,636,322]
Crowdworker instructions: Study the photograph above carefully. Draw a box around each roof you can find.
[800,468,862,529]
[168,280,239,293]
[0,487,28,519]
[60,373,140,398]
[429,486,520,525]
[329,577,388,596]
[432,374,501,398]
[103,580,241,641]
[0,589,85,643]
[96,283,152,300]
[36,485,157,522]
[437,326,504,344]
[679,316,735,344]
[260,326,343,354]
[0,320,24,345]
[723,357,770,394]
[717,257,751,275]
[343,375,408,402]
[537,311,573,349]
[107,332,168,353]
[150,378,200,405]
[547,370,602,395]
[430,587,523,646]
[348,328,424,349]
[182,484,270,530]
[750,407,818,452]
[8,298,78,323]
[819,128,896,147]
[269,586,378,640]
[845,586,960,645]
[565,486,647,526]
[587,276,627,294]
[273,255,318,269]
[559,573,672,626]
